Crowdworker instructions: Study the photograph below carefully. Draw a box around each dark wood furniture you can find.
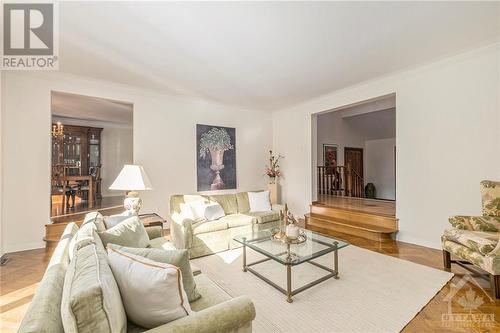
[51,124,103,208]
[139,213,166,228]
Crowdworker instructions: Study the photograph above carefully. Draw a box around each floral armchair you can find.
[442,180,500,299]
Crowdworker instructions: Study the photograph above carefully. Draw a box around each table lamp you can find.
[109,164,153,214]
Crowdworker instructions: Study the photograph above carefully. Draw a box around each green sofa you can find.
[442,180,500,299]
[18,213,256,333]
[169,192,282,258]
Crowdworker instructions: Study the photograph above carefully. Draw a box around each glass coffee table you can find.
[233,229,349,303]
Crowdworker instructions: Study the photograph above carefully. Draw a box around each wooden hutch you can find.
[51,124,103,207]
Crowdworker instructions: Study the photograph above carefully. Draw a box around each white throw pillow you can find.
[190,201,208,220]
[180,200,207,221]
[107,247,192,329]
[179,203,195,220]
[248,191,272,212]
[204,203,225,221]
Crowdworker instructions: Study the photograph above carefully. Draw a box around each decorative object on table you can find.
[286,220,300,239]
[197,124,236,191]
[365,183,376,199]
[323,144,338,168]
[109,164,153,214]
[271,227,307,244]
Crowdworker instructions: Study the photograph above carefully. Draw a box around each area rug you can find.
[191,246,453,333]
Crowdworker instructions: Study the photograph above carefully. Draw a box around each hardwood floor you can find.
[315,195,396,217]
[1,230,499,332]
[51,195,124,220]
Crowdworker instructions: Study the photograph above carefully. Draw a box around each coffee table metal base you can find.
[241,240,339,303]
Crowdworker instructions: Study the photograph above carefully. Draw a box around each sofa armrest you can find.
[449,215,500,232]
[145,226,163,240]
[169,214,195,249]
[144,296,255,333]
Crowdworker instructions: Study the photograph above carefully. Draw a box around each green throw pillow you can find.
[98,216,150,248]
[107,244,201,302]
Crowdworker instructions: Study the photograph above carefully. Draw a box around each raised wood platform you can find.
[305,196,398,242]
[45,199,124,253]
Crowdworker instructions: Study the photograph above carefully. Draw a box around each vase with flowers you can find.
[265,150,283,184]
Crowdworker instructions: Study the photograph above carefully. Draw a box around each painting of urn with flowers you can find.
[197,124,236,191]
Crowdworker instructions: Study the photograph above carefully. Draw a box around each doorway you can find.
[50,91,133,219]
[344,147,363,177]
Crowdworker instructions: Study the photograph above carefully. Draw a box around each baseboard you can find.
[4,241,45,254]
[396,233,441,250]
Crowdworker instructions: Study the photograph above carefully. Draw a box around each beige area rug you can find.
[192,246,453,333]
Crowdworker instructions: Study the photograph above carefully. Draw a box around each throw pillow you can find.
[107,244,201,302]
[179,203,195,220]
[204,203,225,221]
[180,200,207,221]
[61,243,127,333]
[248,191,272,212]
[98,216,150,248]
[107,247,192,329]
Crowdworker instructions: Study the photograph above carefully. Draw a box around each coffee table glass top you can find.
[233,229,349,265]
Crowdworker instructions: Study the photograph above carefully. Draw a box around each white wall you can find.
[273,44,500,249]
[316,110,365,167]
[365,138,396,200]
[101,127,133,196]
[1,71,271,253]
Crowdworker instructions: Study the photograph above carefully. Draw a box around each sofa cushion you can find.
[244,211,280,224]
[82,211,106,232]
[149,237,177,250]
[189,274,232,312]
[236,192,250,213]
[69,222,105,260]
[107,245,201,302]
[219,214,254,228]
[17,223,78,333]
[98,216,150,248]
[209,194,238,215]
[61,243,127,333]
[480,180,500,217]
[443,228,499,255]
[192,219,229,235]
[107,248,192,329]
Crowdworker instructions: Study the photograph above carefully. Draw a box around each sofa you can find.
[442,180,500,299]
[169,192,282,258]
[18,212,256,333]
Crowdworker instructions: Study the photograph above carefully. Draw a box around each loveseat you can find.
[442,180,500,299]
[169,192,282,258]
[18,212,256,333]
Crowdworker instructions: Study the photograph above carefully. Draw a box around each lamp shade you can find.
[109,165,153,191]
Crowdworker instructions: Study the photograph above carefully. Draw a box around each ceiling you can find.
[59,2,499,111]
[344,108,396,140]
[51,91,133,125]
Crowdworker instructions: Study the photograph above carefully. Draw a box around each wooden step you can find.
[305,214,396,242]
[310,203,398,230]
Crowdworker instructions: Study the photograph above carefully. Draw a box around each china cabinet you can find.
[51,124,103,200]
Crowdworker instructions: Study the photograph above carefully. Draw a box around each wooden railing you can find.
[317,165,365,198]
